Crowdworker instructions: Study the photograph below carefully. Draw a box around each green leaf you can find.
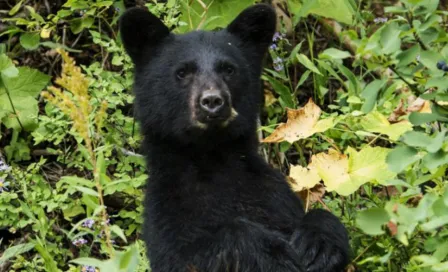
[0,242,35,265]
[360,111,413,141]
[360,80,385,113]
[110,225,128,243]
[409,112,448,125]
[2,67,50,97]
[421,216,448,231]
[318,48,351,60]
[263,75,295,108]
[19,32,40,50]
[0,67,50,131]
[298,0,354,25]
[119,245,140,271]
[297,54,322,75]
[177,0,256,32]
[419,50,444,72]
[9,0,24,16]
[387,146,420,173]
[74,186,99,197]
[380,22,401,55]
[356,207,390,235]
[422,151,448,170]
[0,54,19,78]
[396,45,420,67]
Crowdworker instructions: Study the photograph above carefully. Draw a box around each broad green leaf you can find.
[0,242,35,265]
[318,48,351,60]
[409,112,448,125]
[421,216,448,231]
[298,0,354,25]
[119,245,140,271]
[396,45,420,67]
[422,151,448,170]
[360,111,413,141]
[2,67,50,97]
[419,50,444,72]
[380,22,401,55]
[0,54,19,78]
[402,131,446,152]
[19,32,40,50]
[356,208,390,235]
[178,0,256,32]
[0,67,50,131]
[297,54,322,75]
[361,80,386,113]
[387,146,420,173]
[0,96,39,131]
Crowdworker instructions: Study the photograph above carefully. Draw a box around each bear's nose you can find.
[199,92,224,115]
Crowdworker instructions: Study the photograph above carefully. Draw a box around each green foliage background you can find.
[0,0,447,271]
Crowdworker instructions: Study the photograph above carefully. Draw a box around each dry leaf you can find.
[264,89,277,107]
[387,221,398,236]
[263,99,335,143]
[388,99,406,123]
[296,184,326,208]
[289,164,321,191]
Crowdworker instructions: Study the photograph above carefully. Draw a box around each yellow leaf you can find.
[289,164,321,191]
[311,149,351,192]
[40,28,51,39]
[309,147,396,196]
[361,111,412,141]
[262,99,335,143]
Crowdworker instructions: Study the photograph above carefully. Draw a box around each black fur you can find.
[120,4,350,272]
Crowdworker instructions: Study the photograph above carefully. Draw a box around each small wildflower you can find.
[72,237,88,247]
[272,32,282,42]
[82,219,95,229]
[269,44,278,50]
[0,159,10,171]
[273,57,284,71]
[82,265,96,272]
[0,178,9,193]
[373,17,388,24]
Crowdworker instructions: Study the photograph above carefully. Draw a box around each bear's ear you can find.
[227,4,276,48]
[119,7,170,63]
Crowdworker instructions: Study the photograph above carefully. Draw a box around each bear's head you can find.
[120,5,276,147]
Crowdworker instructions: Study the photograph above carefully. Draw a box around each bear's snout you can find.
[196,88,232,125]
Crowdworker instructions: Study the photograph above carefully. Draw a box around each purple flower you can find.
[72,237,88,247]
[272,32,282,42]
[374,17,388,24]
[274,64,284,71]
[82,219,95,229]
[269,44,278,50]
[273,57,284,71]
[82,265,96,272]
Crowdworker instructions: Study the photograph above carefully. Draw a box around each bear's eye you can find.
[176,68,187,79]
[220,63,235,76]
[225,66,234,75]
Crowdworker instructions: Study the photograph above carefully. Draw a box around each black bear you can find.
[120,4,350,272]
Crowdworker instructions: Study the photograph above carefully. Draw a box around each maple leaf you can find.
[262,99,335,143]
